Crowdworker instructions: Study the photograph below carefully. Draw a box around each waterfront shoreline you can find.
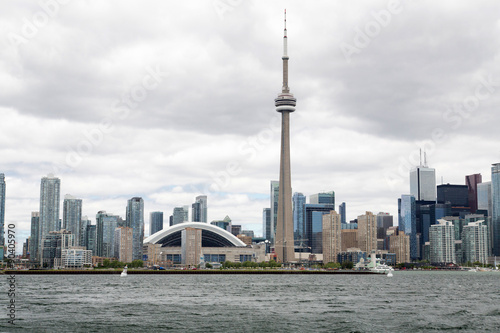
[2,269,382,275]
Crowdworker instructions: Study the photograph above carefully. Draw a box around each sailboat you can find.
[121,265,128,277]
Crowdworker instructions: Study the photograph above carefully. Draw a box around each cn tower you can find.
[274,10,296,263]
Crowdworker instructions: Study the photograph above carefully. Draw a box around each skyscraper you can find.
[429,219,456,264]
[357,212,377,254]
[29,212,40,264]
[150,211,164,236]
[262,208,271,241]
[491,163,500,256]
[192,195,207,222]
[38,174,61,260]
[126,197,144,260]
[462,220,488,264]
[96,211,119,258]
[292,192,306,247]
[410,166,436,202]
[270,180,279,244]
[339,202,346,224]
[274,10,296,263]
[172,207,187,225]
[398,195,417,260]
[477,181,492,216]
[62,194,82,245]
[466,174,482,214]
[80,216,91,247]
[0,174,5,258]
[310,191,335,205]
[322,211,341,263]
[304,204,335,254]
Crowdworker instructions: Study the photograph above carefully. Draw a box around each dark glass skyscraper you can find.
[292,192,306,247]
[150,211,163,236]
[339,202,346,224]
[466,174,482,214]
[304,204,335,254]
[126,197,144,260]
[29,212,40,263]
[192,195,207,222]
[398,195,417,260]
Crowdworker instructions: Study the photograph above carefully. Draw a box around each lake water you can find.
[2,271,500,332]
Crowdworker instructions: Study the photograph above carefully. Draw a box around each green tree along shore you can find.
[95,259,143,269]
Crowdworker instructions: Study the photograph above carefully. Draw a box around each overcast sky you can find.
[2,0,500,248]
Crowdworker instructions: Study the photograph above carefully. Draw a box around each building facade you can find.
[466,174,482,214]
[150,211,164,236]
[304,204,335,254]
[96,211,119,258]
[429,220,456,264]
[270,180,279,244]
[29,212,40,263]
[126,197,144,260]
[114,227,133,263]
[310,191,335,205]
[38,175,61,260]
[462,221,488,264]
[322,211,342,263]
[399,195,417,260]
[410,166,436,202]
[357,212,377,254]
[388,228,410,264]
[292,192,306,247]
[192,195,207,222]
[62,194,82,248]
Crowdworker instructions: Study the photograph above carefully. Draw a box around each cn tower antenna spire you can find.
[282,9,289,93]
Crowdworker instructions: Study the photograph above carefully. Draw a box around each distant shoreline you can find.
[2,269,382,275]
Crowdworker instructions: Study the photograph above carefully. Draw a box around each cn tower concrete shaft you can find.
[274,10,296,263]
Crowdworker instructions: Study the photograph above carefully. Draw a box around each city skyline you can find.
[2,1,500,245]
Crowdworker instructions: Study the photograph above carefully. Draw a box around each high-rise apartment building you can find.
[29,212,40,263]
[462,220,488,264]
[96,211,119,258]
[192,195,207,222]
[340,229,358,251]
[38,175,61,260]
[429,219,456,264]
[270,180,279,244]
[63,194,82,247]
[399,195,417,260]
[466,174,482,214]
[0,174,5,258]
[172,207,188,225]
[491,163,500,256]
[150,211,163,236]
[292,192,306,247]
[126,197,144,261]
[388,228,410,264]
[357,212,377,254]
[114,226,133,263]
[322,211,341,263]
[410,166,436,202]
[80,216,91,248]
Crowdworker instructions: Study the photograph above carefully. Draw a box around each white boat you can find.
[121,265,128,277]
[367,252,394,275]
